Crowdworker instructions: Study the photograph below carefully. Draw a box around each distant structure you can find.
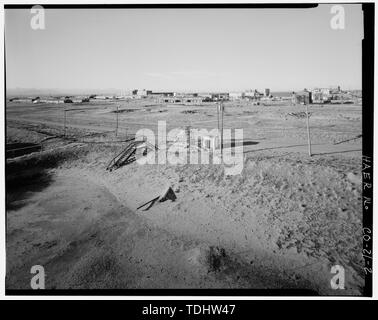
[309,86,355,104]
[94,95,108,100]
[158,94,204,105]
[211,93,229,101]
[131,89,174,98]
[311,88,331,104]
[244,90,254,99]
[135,89,152,97]
[292,89,312,105]
[150,91,174,97]
[290,86,357,105]
[64,97,73,103]
[32,97,40,104]
[124,86,355,106]
[198,93,212,101]
[229,92,245,100]
[244,89,263,101]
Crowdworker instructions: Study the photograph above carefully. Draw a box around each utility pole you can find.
[220,102,224,159]
[115,105,119,137]
[305,103,312,157]
[64,109,67,137]
[217,103,220,132]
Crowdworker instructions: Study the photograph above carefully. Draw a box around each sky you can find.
[5,5,363,93]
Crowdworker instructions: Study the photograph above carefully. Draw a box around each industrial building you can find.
[309,87,355,104]
[244,89,263,101]
[311,88,331,104]
[292,90,312,105]
[229,92,245,100]
[210,93,229,101]
[151,92,174,97]
[135,89,152,97]
[157,95,205,105]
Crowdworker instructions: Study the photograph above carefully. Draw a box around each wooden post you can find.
[186,126,191,147]
[64,109,67,137]
[115,105,119,137]
[217,103,220,131]
[221,102,224,159]
[305,103,312,156]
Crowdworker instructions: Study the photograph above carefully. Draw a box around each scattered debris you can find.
[137,196,160,211]
[286,112,312,119]
[106,141,139,171]
[159,186,177,202]
[137,186,177,211]
[106,140,158,171]
[32,97,41,104]
[112,108,137,113]
[182,110,199,114]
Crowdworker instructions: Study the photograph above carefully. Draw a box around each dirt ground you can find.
[6,99,363,294]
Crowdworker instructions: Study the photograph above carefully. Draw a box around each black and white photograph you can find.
[3,2,374,298]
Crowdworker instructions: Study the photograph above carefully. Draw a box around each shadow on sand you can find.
[243,143,314,154]
[312,149,362,156]
[6,167,54,211]
[223,139,259,148]
[6,144,89,212]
